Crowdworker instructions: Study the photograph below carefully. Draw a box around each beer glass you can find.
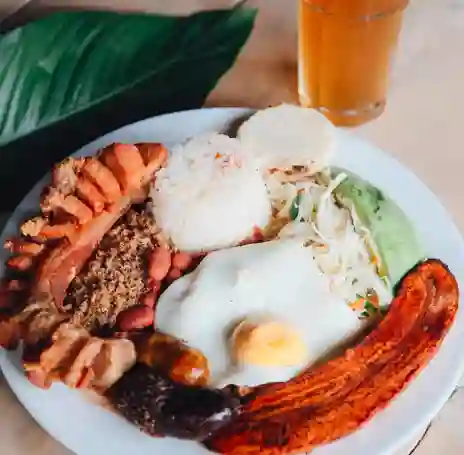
[298,0,409,126]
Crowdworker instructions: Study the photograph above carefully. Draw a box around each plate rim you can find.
[1,106,464,455]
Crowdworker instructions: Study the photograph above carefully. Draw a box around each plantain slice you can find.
[206,259,459,455]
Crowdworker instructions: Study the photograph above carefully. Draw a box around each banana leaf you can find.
[0,7,256,210]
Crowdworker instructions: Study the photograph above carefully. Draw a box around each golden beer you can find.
[298,0,409,126]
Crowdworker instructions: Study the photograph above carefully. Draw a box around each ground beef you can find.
[65,208,160,332]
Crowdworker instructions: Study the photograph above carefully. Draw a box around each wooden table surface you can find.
[1,0,464,454]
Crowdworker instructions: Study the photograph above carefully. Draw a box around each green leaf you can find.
[290,193,302,221]
[0,7,256,210]
[364,301,378,314]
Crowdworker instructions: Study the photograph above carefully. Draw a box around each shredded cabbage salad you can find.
[264,167,392,319]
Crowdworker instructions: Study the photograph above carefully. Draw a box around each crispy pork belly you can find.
[0,143,167,353]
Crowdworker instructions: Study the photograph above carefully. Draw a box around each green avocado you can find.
[333,172,425,287]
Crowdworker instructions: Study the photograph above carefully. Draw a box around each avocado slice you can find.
[333,172,424,287]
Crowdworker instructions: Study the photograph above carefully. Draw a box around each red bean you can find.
[117,306,154,331]
[149,279,161,294]
[166,268,182,282]
[172,252,193,271]
[148,247,171,281]
[141,291,157,309]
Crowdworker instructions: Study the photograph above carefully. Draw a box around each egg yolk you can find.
[231,319,308,367]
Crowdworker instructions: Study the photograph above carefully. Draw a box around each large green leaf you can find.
[0,7,256,210]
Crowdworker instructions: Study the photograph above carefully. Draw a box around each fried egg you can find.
[155,239,363,387]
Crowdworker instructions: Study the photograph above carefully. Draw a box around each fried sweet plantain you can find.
[206,259,459,455]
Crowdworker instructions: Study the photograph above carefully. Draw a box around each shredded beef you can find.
[65,209,160,332]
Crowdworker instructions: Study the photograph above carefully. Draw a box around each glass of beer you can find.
[298,0,409,126]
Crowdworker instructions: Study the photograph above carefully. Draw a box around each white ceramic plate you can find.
[1,108,464,455]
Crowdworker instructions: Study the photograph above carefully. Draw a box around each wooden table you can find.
[1,0,464,454]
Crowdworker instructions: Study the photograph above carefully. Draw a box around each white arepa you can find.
[150,133,271,252]
[238,103,337,171]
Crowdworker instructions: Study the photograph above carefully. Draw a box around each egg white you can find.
[154,239,363,387]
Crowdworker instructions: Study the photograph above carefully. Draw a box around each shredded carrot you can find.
[366,292,379,307]
[350,293,379,311]
[349,297,365,310]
